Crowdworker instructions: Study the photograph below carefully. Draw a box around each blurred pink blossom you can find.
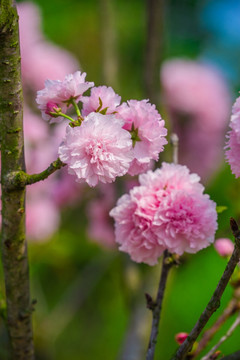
[110,163,217,265]
[26,195,60,241]
[59,113,133,187]
[225,96,240,177]
[18,2,79,92]
[82,86,121,116]
[87,184,116,249]
[161,59,231,181]
[214,238,234,257]
[117,100,168,176]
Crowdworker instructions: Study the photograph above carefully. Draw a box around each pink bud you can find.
[175,332,188,345]
[45,101,60,116]
[214,238,234,257]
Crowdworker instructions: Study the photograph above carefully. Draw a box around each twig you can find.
[201,312,240,360]
[170,133,179,165]
[4,158,66,190]
[193,297,240,358]
[171,218,240,360]
[146,250,174,360]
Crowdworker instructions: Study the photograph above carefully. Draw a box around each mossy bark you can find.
[0,2,34,359]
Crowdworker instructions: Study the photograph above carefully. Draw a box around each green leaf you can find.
[216,206,228,214]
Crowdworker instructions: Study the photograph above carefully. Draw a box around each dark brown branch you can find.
[171,218,240,360]
[0,1,34,358]
[193,298,240,358]
[146,250,174,360]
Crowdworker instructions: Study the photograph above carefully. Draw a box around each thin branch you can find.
[144,0,165,105]
[146,250,174,360]
[201,312,240,360]
[5,158,66,190]
[193,297,240,358]
[171,218,240,360]
[170,133,179,165]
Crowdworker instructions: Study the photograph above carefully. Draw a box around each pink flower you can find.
[110,186,166,265]
[117,100,167,175]
[110,163,217,265]
[152,190,217,255]
[81,86,121,116]
[58,112,133,187]
[160,59,231,181]
[36,71,94,121]
[214,238,234,257]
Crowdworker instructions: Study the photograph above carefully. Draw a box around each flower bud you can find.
[214,238,234,258]
[175,332,188,345]
[45,101,61,117]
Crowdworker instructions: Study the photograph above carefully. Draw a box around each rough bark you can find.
[0,1,34,359]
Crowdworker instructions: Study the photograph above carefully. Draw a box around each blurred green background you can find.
[1,0,240,359]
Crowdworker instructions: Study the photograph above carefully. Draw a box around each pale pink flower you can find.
[36,71,94,121]
[117,100,167,175]
[81,86,121,116]
[58,112,133,187]
[110,163,217,265]
[214,238,234,257]
[161,59,231,181]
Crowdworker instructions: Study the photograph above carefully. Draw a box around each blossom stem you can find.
[146,250,174,360]
[58,112,76,122]
[171,218,240,360]
[70,99,82,119]
[201,312,240,360]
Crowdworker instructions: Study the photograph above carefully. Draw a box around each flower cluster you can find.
[110,163,218,265]
[36,75,167,187]
[225,96,240,177]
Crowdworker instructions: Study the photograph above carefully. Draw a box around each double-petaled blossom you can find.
[117,100,168,175]
[110,163,217,265]
[58,112,133,187]
[36,71,94,121]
